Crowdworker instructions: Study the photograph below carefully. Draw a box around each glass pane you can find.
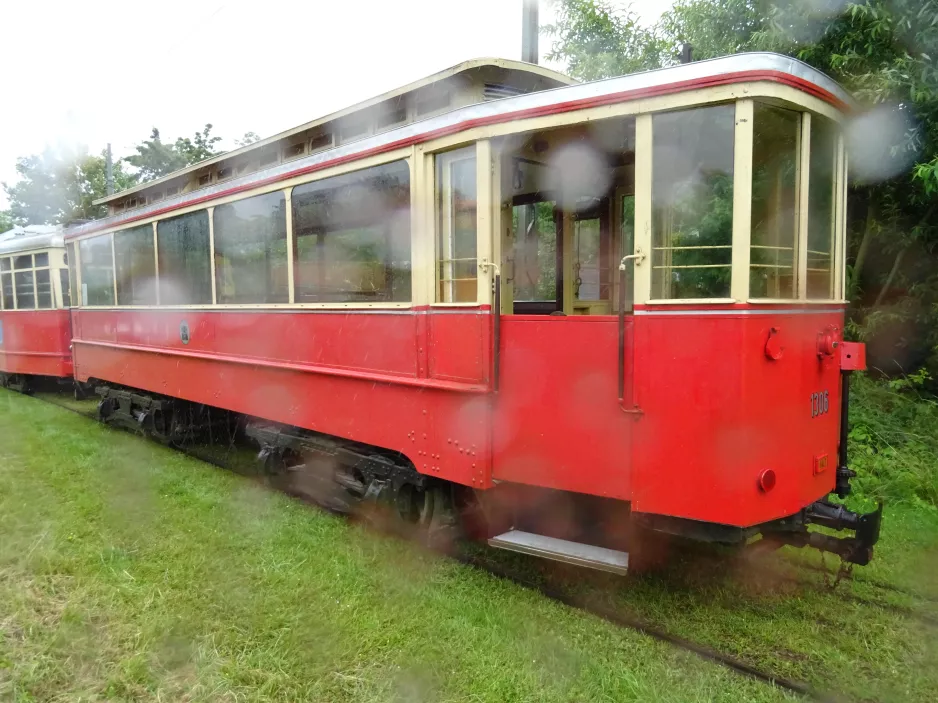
[60,270,70,308]
[115,224,157,306]
[34,252,49,268]
[79,235,115,306]
[157,211,212,305]
[513,201,557,302]
[67,243,78,307]
[437,148,477,303]
[14,255,32,270]
[0,258,10,272]
[574,216,607,300]
[293,161,411,303]
[214,191,289,304]
[807,116,838,299]
[15,271,35,309]
[36,269,52,308]
[1,273,13,309]
[652,105,735,299]
[751,105,800,299]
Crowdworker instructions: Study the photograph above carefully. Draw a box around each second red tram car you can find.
[57,54,880,571]
[0,228,74,392]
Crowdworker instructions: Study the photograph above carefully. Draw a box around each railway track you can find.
[17,387,935,702]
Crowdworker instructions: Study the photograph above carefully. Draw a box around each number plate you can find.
[810,390,830,418]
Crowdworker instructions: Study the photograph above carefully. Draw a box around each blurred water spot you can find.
[846,104,921,184]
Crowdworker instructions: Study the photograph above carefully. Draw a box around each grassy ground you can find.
[0,389,936,702]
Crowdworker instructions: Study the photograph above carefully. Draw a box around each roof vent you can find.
[484,83,523,101]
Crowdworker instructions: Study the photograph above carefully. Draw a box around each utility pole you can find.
[105,143,114,195]
[679,42,693,64]
[522,0,539,64]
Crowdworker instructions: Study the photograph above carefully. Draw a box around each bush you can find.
[848,372,938,509]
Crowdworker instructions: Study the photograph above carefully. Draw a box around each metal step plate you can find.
[488,530,629,575]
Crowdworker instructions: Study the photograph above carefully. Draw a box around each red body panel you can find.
[630,307,844,527]
[70,305,845,529]
[72,309,492,488]
[0,310,73,379]
[493,316,632,500]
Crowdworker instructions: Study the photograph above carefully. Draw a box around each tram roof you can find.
[0,226,65,255]
[71,52,852,241]
[94,58,576,207]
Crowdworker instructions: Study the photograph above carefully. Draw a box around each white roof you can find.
[0,225,65,255]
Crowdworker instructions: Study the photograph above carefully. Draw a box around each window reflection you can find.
[79,236,115,306]
[115,225,157,306]
[652,105,735,299]
[808,116,838,299]
[214,191,288,304]
[292,160,411,303]
[158,211,212,305]
[437,148,477,303]
[751,104,800,299]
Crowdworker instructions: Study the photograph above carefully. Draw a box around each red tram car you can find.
[57,54,880,571]
[0,228,74,392]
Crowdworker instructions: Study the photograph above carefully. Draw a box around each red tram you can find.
[0,228,74,392]
[57,54,880,571]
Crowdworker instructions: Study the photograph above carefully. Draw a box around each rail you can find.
[618,252,645,415]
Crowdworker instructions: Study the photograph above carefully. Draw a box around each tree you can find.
[544,0,668,80]
[125,123,223,182]
[235,131,262,148]
[2,146,136,226]
[0,210,13,234]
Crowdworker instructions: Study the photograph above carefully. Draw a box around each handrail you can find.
[618,252,645,416]
[479,260,501,393]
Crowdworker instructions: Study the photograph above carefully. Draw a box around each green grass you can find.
[849,373,938,508]
[0,390,794,703]
[1,389,937,702]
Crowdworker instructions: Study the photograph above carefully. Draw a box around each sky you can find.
[0,0,669,209]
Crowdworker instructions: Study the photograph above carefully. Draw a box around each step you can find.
[488,530,629,575]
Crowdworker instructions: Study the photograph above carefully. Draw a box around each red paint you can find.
[630,308,845,526]
[68,69,847,239]
[840,341,866,371]
[759,469,777,493]
[69,305,853,530]
[0,310,73,378]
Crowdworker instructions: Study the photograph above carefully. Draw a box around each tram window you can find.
[574,214,608,300]
[36,269,52,309]
[214,191,288,304]
[60,270,70,308]
[79,235,116,306]
[67,243,79,307]
[115,224,157,306]
[14,255,32,270]
[1,272,13,309]
[437,147,477,303]
[15,271,35,309]
[0,257,9,272]
[34,252,49,268]
[513,201,558,303]
[157,211,212,305]
[292,160,411,303]
[652,105,735,299]
[751,105,800,299]
[807,116,838,299]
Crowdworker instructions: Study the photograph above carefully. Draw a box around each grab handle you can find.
[617,252,644,416]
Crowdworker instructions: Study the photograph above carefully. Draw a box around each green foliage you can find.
[0,210,13,234]
[848,373,938,509]
[2,147,136,226]
[544,0,668,80]
[125,124,223,182]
